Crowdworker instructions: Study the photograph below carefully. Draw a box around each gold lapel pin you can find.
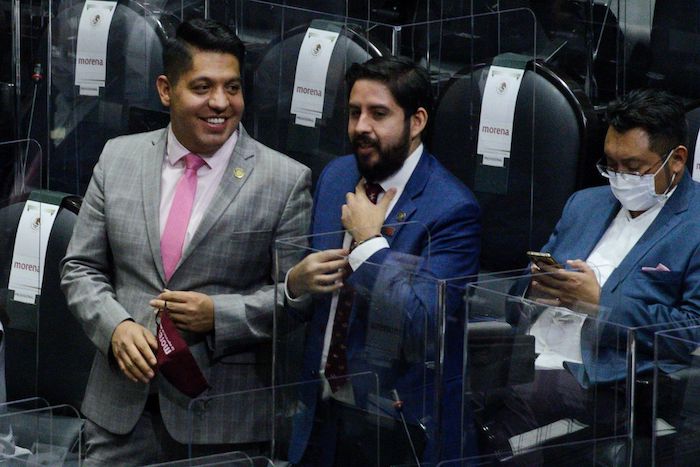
[233,167,245,179]
[396,211,406,222]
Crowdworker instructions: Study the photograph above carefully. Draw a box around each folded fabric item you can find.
[156,309,209,398]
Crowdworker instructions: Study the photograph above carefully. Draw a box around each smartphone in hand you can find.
[526,251,563,269]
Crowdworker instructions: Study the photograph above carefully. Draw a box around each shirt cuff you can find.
[284,267,312,309]
[348,237,389,271]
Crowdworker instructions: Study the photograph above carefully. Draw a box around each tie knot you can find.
[364,182,383,204]
[184,153,206,172]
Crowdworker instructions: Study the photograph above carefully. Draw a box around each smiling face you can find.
[156,48,244,155]
[348,79,426,182]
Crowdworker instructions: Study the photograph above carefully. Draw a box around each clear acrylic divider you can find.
[144,451,273,467]
[653,325,700,466]
[436,434,629,466]
[184,374,379,464]
[274,221,458,465]
[1,142,45,408]
[1,159,89,415]
[0,398,82,465]
[452,270,700,466]
[365,5,538,82]
[225,0,369,183]
[47,0,182,195]
[0,139,43,202]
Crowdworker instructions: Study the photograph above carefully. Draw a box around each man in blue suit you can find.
[489,89,700,456]
[285,56,481,466]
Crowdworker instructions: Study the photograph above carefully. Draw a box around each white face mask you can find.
[605,149,676,212]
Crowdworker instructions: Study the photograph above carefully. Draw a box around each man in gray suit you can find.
[61,19,311,464]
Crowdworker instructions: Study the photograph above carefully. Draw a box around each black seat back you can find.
[248,22,384,187]
[0,194,93,409]
[39,1,178,195]
[430,59,601,271]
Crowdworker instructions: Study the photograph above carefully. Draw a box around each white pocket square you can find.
[641,263,671,272]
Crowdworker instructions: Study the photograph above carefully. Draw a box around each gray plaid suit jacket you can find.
[60,125,311,444]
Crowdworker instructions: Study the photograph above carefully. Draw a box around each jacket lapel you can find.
[604,172,692,293]
[382,152,430,245]
[315,160,360,251]
[142,129,168,283]
[178,126,256,269]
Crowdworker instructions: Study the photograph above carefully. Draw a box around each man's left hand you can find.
[150,290,215,333]
[531,259,601,314]
[341,181,396,243]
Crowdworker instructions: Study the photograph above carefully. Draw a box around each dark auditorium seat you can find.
[648,1,700,99]
[430,57,601,272]
[0,192,93,411]
[248,20,384,188]
[33,0,178,195]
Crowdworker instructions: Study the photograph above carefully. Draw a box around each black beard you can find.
[352,123,411,182]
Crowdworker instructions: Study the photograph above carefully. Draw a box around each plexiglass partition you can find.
[1,160,44,406]
[145,452,273,466]
[454,271,700,465]
[0,139,43,203]
[7,0,695,198]
[0,176,88,412]
[0,397,82,465]
[273,224,459,464]
[219,0,372,187]
[0,141,86,466]
[226,3,553,271]
[43,0,194,195]
[653,325,700,467]
[184,374,379,464]
[437,435,629,467]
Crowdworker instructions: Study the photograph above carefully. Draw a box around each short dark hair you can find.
[345,56,433,126]
[163,18,245,85]
[606,89,687,155]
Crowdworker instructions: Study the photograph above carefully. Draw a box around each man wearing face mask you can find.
[486,89,700,459]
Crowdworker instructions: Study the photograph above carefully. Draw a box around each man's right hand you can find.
[111,320,158,384]
[288,249,349,298]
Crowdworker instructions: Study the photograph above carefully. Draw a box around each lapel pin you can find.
[233,167,245,179]
[396,211,406,222]
[381,226,395,236]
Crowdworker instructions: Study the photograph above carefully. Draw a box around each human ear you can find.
[156,75,172,107]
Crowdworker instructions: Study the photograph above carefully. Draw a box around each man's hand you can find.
[530,259,601,314]
[341,181,396,243]
[288,249,349,298]
[111,320,157,384]
[150,290,215,333]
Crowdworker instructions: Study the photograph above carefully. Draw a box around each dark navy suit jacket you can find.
[537,172,700,387]
[288,151,481,463]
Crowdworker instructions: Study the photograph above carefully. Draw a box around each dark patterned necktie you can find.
[324,182,384,392]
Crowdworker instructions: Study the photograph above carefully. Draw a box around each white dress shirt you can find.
[159,125,238,247]
[530,188,673,370]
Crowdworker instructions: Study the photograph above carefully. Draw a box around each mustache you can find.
[351,134,378,149]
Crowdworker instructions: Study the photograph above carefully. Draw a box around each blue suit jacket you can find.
[288,151,481,463]
[537,172,700,387]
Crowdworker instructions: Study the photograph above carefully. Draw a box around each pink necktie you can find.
[161,153,206,281]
